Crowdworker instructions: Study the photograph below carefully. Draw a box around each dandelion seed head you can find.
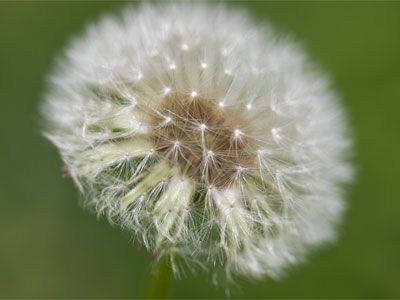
[42,2,353,282]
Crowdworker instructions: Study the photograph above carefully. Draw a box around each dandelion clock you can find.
[41,2,353,291]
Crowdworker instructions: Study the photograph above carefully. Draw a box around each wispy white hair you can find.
[42,2,353,282]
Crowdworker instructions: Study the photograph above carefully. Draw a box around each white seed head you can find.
[41,3,353,282]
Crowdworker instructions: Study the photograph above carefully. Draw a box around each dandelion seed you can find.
[181,43,189,51]
[163,87,171,95]
[42,2,353,283]
[234,129,242,138]
[149,50,159,57]
[190,91,198,98]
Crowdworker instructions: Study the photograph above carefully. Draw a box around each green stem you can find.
[146,257,174,299]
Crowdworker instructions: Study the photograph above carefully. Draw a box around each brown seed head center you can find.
[150,93,253,189]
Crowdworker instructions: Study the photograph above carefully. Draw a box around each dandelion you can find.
[42,3,353,283]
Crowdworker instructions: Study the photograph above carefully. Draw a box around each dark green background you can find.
[1,1,399,298]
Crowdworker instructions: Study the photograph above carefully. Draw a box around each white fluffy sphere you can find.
[42,3,353,281]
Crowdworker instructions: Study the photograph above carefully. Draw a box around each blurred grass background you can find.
[1,1,399,298]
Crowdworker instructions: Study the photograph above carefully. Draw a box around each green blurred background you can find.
[1,1,399,298]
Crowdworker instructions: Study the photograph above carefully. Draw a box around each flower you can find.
[41,2,353,281]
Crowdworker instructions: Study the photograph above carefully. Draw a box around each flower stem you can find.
[146,257,174,299]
